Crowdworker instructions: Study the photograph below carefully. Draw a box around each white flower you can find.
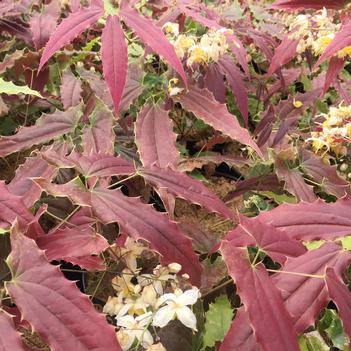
[168,263,182,273]
[103,295,124,316]
[117,312,154,349]
[152,287,200,331]
[162,22,179,36]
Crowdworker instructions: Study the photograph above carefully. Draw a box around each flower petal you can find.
[153,305,174,328]
[156,293,177,308]
[116,314,135,328]
[176,306,197,331]
[177,288,200,306]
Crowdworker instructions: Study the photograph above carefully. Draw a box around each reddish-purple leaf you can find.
[33,177,92,206]
[29,0,60,50]
[119,62,144,112]
[135,104,179,169]
[301,151,349,198]
[273,242,351,333]
[101,15,128,115]
[7,155,56,208]
[5,229,122,351]
[317,21,351,66]
[36,226,108,263]
[175,85,262,157]
[139,166,233,220]
[276,159,317,202]
[64,255,105,270]
[221,243,351,350]
[0,50,24,75]
[224,174,281,201]
[325,268,351,340]
[79,69,113,107]
[221,241,300,351]
[91,186,202,286]
[323,56,345,95]
[271,0,348,9]
[0,309,25,351]
[60,71,83,109]
[224,215,306,264]
[38,6,103,71]
[226,34,250,76]
[219,55,248,125]
[268,35,299,75]
[70,153,135,177]
[258,197,351,241]
[0,105,81,157]
[83,103,115,155]
[0,182,36,231]
[204,64,226,104]
[120,4,187,86]
[178,155,248,173]
[219,308,260,351]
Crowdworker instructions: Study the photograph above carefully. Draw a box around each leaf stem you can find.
[267,269,325,279]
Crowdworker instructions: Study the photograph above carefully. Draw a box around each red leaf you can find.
[5,229,122,351]
[0,105,81,157]
[33,177,92,206]
[68,152,135,177]
[325,268,351,340]
[36,226,108,262]
[271,0,347,9]
[135,104,179,169]
[301,151,349,198]
[101,15,128,115]
[273,242,351,333]
[204,64,226,104]
[0,182,36,231]
[221,242,351,350]
[82,103,115,155]
[29,1,60,50]
[38,6,103,71]
[7,155,56,208]
[60,71,83,109]
[139,166,233,219]
[91,186,203,286]
[258,197,351,241]
[276,159,317,202]
[219,308,260,351]
[317,21,351,66]
[175,85,262,157]
[221,241,300,351]
[120,4,187,86]
[223,214,306,264]
[0,309,25,351]
[219,55,248,125]
[119,62,144,112]
[323,56,345,95]
[268,35,299,75]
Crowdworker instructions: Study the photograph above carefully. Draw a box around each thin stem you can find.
[267,269,325,279]
[201,278,234,299]
[107,172,138,189]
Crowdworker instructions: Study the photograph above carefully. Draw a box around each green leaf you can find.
[341,236,351,250]
[259,191,297,204]
[0,78,42,98]
[299,331,329,351]
[202,296,234,349]
[319,309,349,350]
[303,240,325,251]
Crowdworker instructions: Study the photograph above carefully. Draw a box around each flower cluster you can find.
[103,238,200,351]
[308,104,351,156]
[162,22,229,66]
[285,8,351,57]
